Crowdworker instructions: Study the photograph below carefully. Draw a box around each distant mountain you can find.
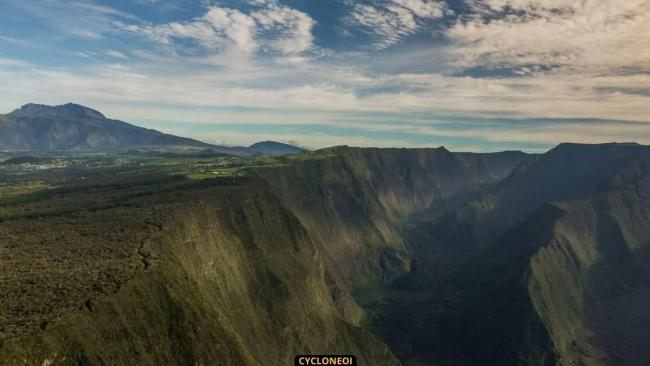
[0,103,253,155]
[248,140,306,155]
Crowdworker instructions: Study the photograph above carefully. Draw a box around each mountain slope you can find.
[0,147,528,365]
[254,147,530,288]
[0,103,251,155]
[450,156,650,366]
[375,143,650,365]
[527,155,650,365]
[2,143,649,365]
[0,178,398,366]
[428,143,649,254]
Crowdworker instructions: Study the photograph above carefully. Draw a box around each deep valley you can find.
[1,141,649,365]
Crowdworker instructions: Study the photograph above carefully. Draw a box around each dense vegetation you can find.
[0,160,397,365]
[1,143,649,365]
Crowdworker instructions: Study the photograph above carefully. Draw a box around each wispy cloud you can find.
[0,57,33,67]
[0,35,23,43]
[104,50,130,60]
[447,0,650,75]
[348,0,447,49]
[5,0,134,39]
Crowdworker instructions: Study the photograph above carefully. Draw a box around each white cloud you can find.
[349,0,446,49]
[447,0,650,73]
[126,2,315,56]
[5,0,133,39]
[203,7,258,52]
[253,5,315,54]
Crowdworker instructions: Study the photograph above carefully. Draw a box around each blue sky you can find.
[0,0,649,151]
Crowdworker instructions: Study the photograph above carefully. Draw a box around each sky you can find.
[0,0,649,151]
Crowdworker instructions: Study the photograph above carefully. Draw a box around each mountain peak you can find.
[0,103,238,152]
[9,103,105,119]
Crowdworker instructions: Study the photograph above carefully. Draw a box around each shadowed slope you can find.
[255,147,530,288]
[527,155,650,365]
[384,143,650,365]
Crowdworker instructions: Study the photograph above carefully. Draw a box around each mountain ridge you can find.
[7,103,106,119]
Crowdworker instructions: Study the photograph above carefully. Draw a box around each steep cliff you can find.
[0,179,397,365]
[255,147,529,287]
[381,143,650,366]
[6,144,646,365]
[527,154,650,365]
[0,147,527,365]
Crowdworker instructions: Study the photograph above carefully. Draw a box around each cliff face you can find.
[0,180,398,365]
[5,144,647,366]
[528,155,650,366]
[433,143,648,251]
[400,144,650,366]
[255,147,529,287]
[0,147,527,365]
[462,154,650,366]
